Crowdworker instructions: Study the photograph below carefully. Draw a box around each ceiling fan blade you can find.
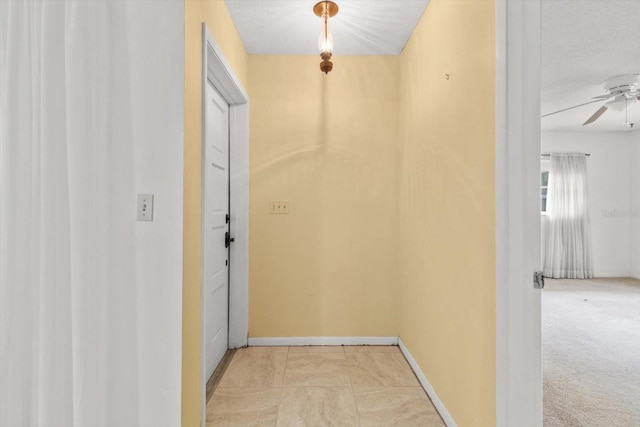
[541,99,604,118]
[591,94,614,100]
[582,105,608,125]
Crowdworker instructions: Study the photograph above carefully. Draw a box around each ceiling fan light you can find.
[546,74,640,128]
[606,95,627,111]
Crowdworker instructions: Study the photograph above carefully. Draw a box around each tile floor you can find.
[206,345,445,426]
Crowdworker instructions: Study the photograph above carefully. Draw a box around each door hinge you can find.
[533,271,545,289]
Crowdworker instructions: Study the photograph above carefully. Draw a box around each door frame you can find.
[495,1,542,426]
[200,23,249,426]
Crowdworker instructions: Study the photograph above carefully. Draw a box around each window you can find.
[541,170,549,213]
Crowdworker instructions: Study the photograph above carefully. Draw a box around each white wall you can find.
[0,2,184,426]
[129,2,184,425]
[629,132,640,278]
[542,131,634,277]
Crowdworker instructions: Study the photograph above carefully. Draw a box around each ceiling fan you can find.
[542,74,640,128]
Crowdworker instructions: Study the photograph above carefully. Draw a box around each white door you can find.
[204,80,230,380]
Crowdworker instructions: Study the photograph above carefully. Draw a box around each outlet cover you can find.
[269,200,289,214]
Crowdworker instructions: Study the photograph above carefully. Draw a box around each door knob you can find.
[225,231,235,248]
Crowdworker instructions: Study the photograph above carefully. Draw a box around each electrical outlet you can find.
[269,199,289,214]
[137,194,154,221]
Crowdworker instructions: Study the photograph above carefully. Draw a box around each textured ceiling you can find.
[226,0,640,132]
[224,0,430,56]
[542,0,640,132]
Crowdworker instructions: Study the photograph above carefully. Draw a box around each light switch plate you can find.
[269,200,289,214]
[137,194,154,221]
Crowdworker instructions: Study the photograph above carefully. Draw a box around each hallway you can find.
[0,1,537,425]
[206,346,444,426]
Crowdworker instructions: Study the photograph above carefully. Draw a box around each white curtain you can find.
[0,1,183,426]
[543,153,593,279]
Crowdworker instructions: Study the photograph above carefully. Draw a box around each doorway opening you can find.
[540,2,640,424]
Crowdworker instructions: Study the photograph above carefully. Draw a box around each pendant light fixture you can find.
[313,1,339,74]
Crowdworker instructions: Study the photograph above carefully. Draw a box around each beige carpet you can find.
[544,278,640,426]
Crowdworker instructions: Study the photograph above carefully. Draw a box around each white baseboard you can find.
[247,336,399,347]
[593,273,631,278]
[398,338,457,427]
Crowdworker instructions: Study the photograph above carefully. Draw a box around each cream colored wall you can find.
[184,1,496,425]
[183,1,248,426]
[398,1,496,426]
[248,55,399,337]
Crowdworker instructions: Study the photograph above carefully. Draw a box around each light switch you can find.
[269,200,289,214]
[137,194,154,221]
